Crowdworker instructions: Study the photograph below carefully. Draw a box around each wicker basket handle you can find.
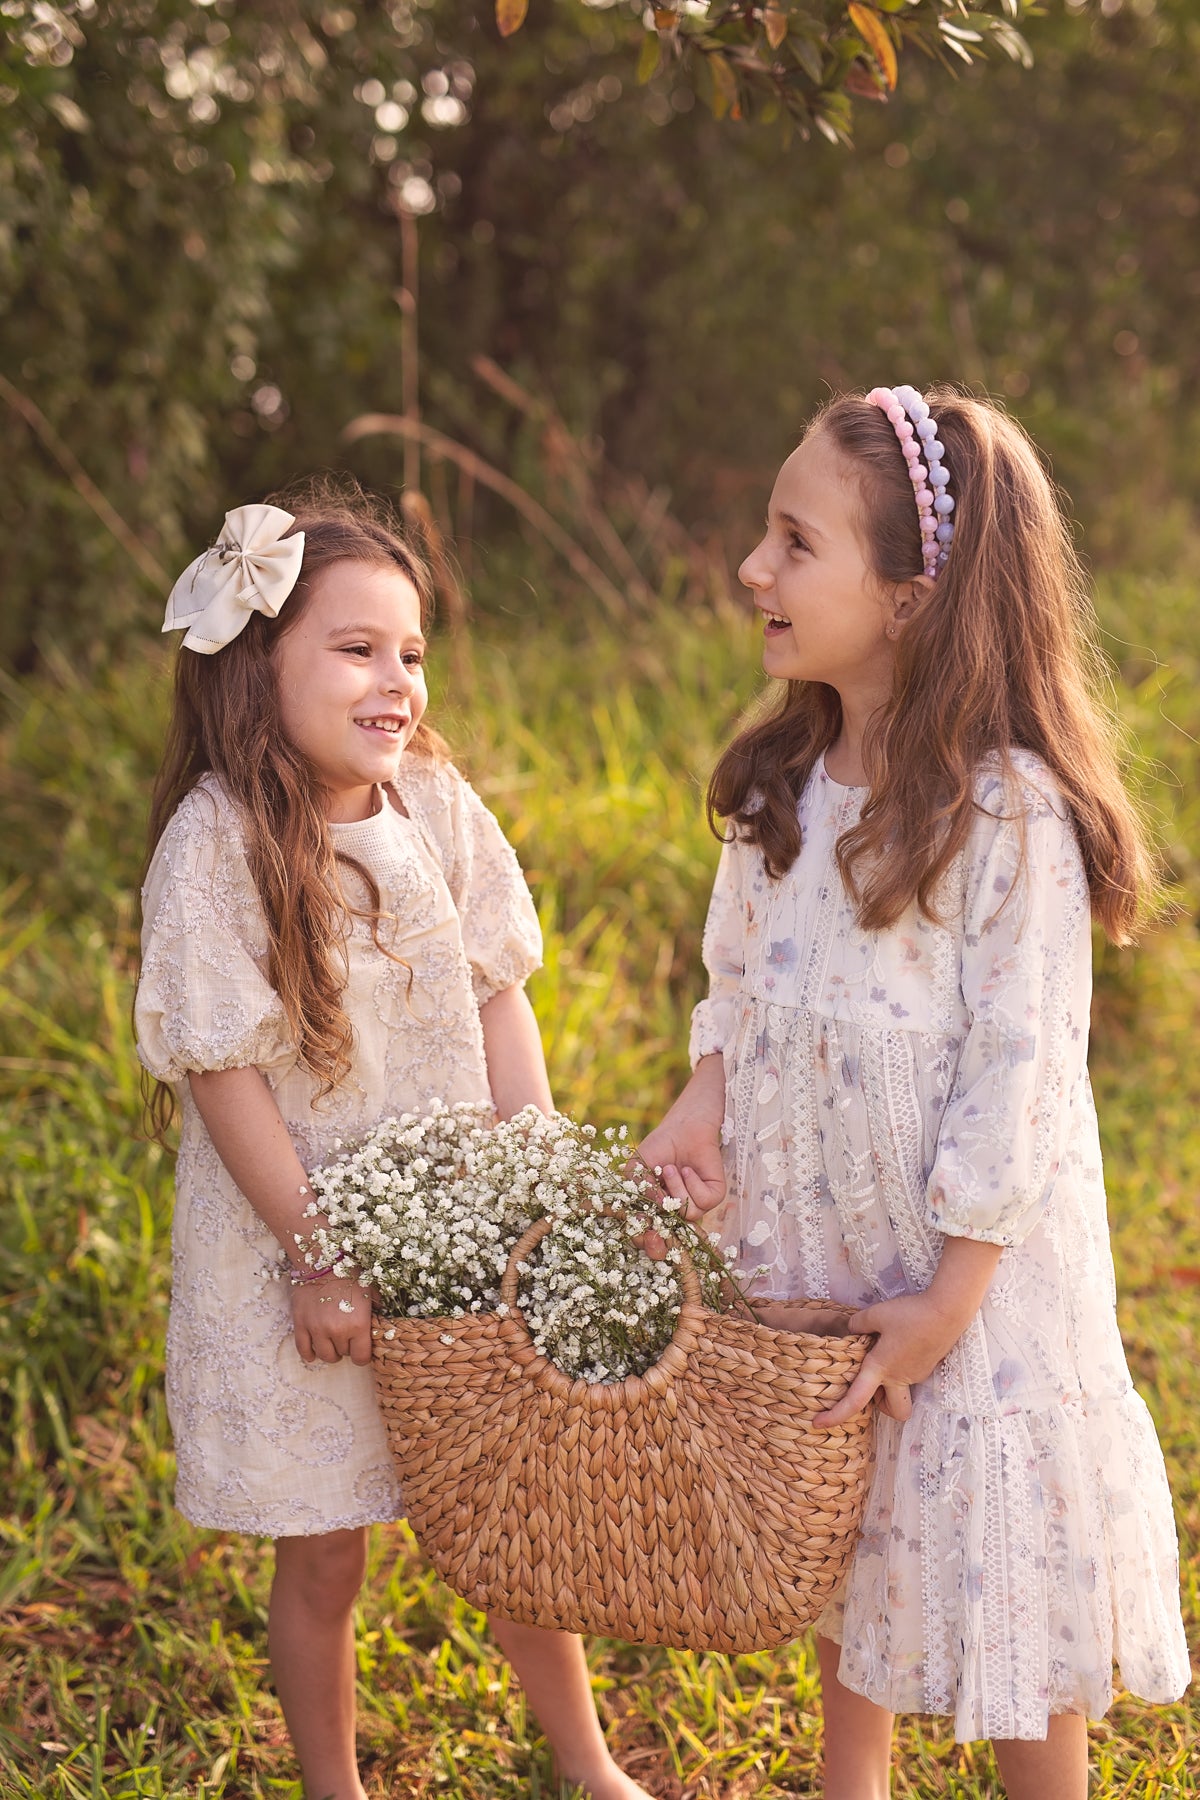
[499,1213,704,1314]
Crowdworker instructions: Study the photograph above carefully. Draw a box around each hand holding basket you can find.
[372,1215,875,1653]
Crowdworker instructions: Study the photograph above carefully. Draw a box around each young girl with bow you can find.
[136,483,650,1800]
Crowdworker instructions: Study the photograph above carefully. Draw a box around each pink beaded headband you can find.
[866,385,955,581]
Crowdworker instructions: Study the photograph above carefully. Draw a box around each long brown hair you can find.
[143,476,445,1137]
[709,388,1157,944]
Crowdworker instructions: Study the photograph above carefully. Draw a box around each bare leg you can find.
[487,1617,652,1798]
[817,1633,894,1800]
[992,1715,1088,1800]
[269,1528,369,1800]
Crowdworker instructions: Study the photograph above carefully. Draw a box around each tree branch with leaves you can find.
[496,0,1038,144]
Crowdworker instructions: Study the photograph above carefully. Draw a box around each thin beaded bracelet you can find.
[287,1182,350,1286]
[866,383,955,580]
[288,1249,350,1287]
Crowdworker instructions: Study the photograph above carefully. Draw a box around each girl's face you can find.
[739,432,897,697]
[273,558,428,822]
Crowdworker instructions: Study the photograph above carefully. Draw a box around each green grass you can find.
[0,587,1196,1797]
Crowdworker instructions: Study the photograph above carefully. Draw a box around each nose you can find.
[738,538,772,593]
[382,656,418,696]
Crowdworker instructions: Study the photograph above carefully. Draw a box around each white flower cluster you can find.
[513,1211,692,1385]
[306,1103,734,1383]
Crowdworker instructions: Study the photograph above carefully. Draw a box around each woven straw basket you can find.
[371,1216,875,1653]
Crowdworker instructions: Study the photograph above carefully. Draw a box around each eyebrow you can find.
[774,508,825,542]
[327,622,427,646]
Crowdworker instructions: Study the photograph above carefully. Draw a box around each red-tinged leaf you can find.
[844,61,888,101]
[708,51,738,121]
[848,2,898,91]
[1161,1265,1200,1286]
[495,0,528,39]
[654,7,677,30]
[763,4,788,51]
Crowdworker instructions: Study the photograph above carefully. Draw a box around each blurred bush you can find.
[1,0,1197,675]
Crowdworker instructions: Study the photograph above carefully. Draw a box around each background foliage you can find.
[2,0,1198,670]
[0,0,1197,1793]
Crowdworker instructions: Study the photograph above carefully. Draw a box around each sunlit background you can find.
[1,4,1196,1795]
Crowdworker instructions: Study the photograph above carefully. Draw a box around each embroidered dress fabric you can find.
[136,757,542,1537]
[690,750,1190,1741]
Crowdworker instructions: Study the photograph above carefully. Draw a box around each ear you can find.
[889,574,935,635]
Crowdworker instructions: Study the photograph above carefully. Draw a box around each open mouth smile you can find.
[355,716,409,737]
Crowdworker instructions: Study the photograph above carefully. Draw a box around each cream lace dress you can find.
[689,749,1190,1741]
[136,756,541,1538]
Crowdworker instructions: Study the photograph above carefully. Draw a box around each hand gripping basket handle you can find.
[499,1213,705,1316]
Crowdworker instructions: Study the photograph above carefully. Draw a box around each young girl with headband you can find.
[135,483,651,1800]
[640,387,1190,1797]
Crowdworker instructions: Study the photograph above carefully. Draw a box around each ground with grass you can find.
[0,590,1196,1797]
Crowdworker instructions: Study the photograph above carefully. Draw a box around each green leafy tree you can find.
[492,0,1039,145]
[1,0,1193,673]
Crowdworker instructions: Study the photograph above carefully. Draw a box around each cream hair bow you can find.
[163,504,306,654]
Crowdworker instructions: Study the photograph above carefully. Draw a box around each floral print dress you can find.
[136,755,541,1538]
[689,749,1190,1741]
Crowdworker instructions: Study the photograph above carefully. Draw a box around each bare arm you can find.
[188,1067,317,1259]
[479,982,554,1119]
[187,1066,372,1366]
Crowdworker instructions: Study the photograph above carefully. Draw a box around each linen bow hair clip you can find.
[163,504,306,654]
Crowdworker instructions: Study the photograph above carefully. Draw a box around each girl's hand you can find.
[814,1290,964,1427]
[637,1120,727,1221]
[634,1129,726,1262]
[637,1053,728,1223]
[815,1237,1003,1427]
[291,1276,373,1367]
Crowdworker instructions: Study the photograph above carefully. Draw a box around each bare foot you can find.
[557,1760,655,1800]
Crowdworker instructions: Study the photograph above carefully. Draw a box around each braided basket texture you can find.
[371,1217,875,1653]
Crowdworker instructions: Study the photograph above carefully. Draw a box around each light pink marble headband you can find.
[866,385,955,581]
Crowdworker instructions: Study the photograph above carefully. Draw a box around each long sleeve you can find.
[135,781,295,1084]
[689,833,746,1067]
[924,764,1094,1247]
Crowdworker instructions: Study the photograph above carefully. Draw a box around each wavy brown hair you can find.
[709,388,1157,943]
[143,476,445,1138]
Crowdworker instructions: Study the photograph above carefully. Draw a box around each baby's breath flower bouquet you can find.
[307,1103,876,1654]
[306,1101,736,1382]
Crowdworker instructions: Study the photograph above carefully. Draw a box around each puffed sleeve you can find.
[394,757,542,1007]
[135,781,296,1083]
[688,833,746,1067]
[924,758,1094,1247]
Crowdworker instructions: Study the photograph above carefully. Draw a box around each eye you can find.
[403,649,425,669]
[342,642,372,658]
[787,530,811,555]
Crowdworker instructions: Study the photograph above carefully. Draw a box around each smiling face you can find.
[738,431,899,700]
[273,557,428,822]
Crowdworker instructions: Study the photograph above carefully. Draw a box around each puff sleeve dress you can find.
[135,756,541,1537]
[691,749,1189,1741]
